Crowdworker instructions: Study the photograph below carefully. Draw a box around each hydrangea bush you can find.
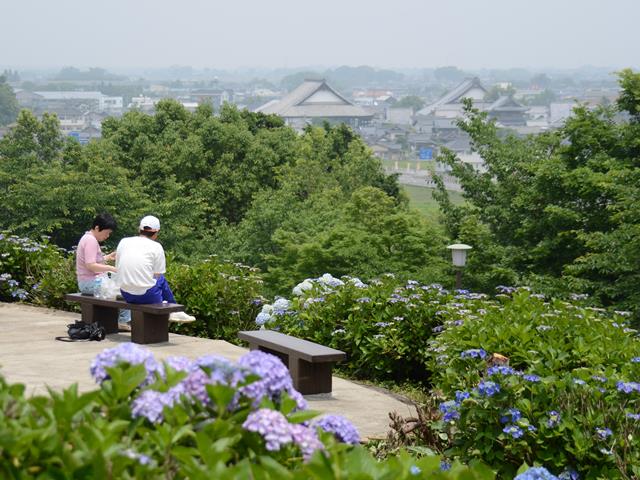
[158,255,265,341]
[0,232,76,308]
[0,345,493,479]
[422,289,640,478]
[258,273,491,382]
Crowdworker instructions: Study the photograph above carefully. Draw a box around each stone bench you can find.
[238,329,346,395]
[64,293,184,345]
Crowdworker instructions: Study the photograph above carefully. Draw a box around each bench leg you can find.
[289,357,333,395]
[81,303,118,334]
[131,310,169,344]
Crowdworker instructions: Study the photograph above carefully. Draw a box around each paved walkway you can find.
[0,302,415,440]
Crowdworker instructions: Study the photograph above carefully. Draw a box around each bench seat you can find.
[238,329,346,395]
[64,293,184,344]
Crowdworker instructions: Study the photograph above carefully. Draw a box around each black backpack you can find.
[57,321,106,342]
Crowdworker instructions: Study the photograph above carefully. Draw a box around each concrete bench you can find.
[64,293,184,345]
[238,329,346,395]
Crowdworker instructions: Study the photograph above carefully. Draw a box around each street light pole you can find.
[447,243,472,290]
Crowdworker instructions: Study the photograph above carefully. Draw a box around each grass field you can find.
[401,184,466,223]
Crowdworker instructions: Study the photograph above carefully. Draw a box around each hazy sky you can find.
[3,0,639,70]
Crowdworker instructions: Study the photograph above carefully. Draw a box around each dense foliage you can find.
[263,275,640,478]
[0,344,494,479]
[434,69,640,319]
[0,101,448,294]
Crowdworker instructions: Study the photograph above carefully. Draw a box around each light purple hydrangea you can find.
[313,415,360,444]
[617,381,640,394]
[289,423,324,459]
[243,409,294,451]
[90,343,161,385]
[238,350,307,410]
[131,384,187,423]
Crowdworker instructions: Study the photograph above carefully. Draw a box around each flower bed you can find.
[0,345,493,479]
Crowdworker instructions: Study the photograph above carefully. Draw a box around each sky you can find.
[2,0,639,70]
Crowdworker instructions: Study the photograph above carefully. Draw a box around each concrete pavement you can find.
[0,302,415,440]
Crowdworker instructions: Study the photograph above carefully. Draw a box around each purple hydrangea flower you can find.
[131,384,186,423]
[289,423,324,459]
[626,413,640,420]
[313,415,360,444]
[243,409,293,451]
[90,343,160,386]
[238,350,306,410]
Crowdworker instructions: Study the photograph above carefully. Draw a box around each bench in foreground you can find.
[238,329,346,395]
[64,293,184,345]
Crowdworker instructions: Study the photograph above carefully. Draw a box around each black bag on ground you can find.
[64,321,106,341]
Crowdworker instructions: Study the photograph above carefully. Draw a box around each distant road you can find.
[385,168,463,192]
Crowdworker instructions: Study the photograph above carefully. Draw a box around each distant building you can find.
[255,79,374,129]
[486,95,528,126]
[385,107,413,125]
[416,77,488,119]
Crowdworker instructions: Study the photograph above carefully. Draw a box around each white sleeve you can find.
[153,244,166,274]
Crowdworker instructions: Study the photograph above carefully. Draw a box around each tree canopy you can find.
[435,69,640,317]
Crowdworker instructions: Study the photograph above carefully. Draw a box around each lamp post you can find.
[447,243,472,289]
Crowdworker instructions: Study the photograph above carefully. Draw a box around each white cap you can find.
[139,215,160,232]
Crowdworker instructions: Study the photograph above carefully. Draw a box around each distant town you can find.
[0,65,622,189]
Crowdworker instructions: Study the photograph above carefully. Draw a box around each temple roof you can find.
[417,77,487,116]
[255,80,373,119]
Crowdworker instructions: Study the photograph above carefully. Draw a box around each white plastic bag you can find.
[99,272,121,300]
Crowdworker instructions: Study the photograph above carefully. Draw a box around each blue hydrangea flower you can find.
[546,411,561,428]
[243,409,293,451]
[626,413,640,420]
[500,408,522,424]
[460,348,487,360]
[439,400,461,422]
[488,366,518,376]
[515,466,559,479]
[595,427,612,440]
[255,311,272,326]
[455,390,470,402]
[617,381,640,393]
[313,414,360,444]
[410,465,422,475]
[523,374,541,383]
[503,424,524,439]
[476,381,500,397]
[631,357,640,363]
[558,468,580,480]
[131,384,186,423]
[440,460,451,471]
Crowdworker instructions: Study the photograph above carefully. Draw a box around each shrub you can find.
[0,232,75,308]
[166,256,266,342]
[421,289,640,478]
[257,273,487,382]
[0,344,494,479]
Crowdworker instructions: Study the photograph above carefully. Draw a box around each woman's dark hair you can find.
[92,213,117,232]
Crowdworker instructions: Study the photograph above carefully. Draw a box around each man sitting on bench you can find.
[116,215,196,323]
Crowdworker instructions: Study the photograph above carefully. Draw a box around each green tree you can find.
[394,95,425,112]
[0,75,19,126]
[435,69,640,317]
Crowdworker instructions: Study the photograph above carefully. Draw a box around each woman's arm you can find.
[85,262,117,273]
